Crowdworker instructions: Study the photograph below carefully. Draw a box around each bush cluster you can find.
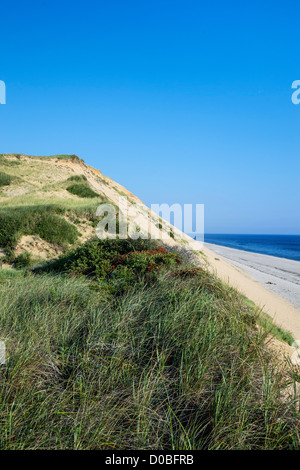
[37,238,181,294]
[13,251,32,268]
[0,172,13,187]
[66,183,99,198]
[67,174,87,182]
[0,205,79,254]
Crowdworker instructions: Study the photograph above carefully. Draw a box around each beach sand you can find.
[202,243,300,340]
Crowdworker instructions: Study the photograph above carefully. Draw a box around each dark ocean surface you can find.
[204,234,300,262]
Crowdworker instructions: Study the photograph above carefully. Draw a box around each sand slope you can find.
[202,243,300,340]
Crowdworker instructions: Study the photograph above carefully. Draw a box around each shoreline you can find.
[200,242,300,340]
[205,243,300,309]
[203,240,300,263]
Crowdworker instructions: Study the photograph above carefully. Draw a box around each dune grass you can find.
[0,172,13,187]
[67,175,87,182]
[241,296,294,345]
[0,205,79,254]
[0,155,22,167]
[66,183,100,199]
[0,240,299,450]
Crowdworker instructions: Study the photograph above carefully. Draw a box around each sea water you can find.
[204,234,300,261]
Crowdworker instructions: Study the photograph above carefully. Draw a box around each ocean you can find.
[204,234,300,262]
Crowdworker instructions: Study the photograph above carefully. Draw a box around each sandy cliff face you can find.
[0,154,200,261]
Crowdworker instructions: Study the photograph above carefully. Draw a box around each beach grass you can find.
[0,240,299,450]
[0,205,79,254]
[242,296,294,345]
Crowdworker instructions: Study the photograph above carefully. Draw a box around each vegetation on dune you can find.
[0,172,13,187]
[0,241,299,449]
[35,154,82,161]
[65,203,101,220]
[0,154,82,162]
[36,238,181,295]
[0,156,21,167]
[0,205,79,255]
[13,251,33,268]
[67,174,87,182]
[66,183,100,199]
[241,296,294,345]
[0,155,299,450]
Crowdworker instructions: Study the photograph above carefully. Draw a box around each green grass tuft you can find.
[0,205,79,254]
[13,251,32,269]
[0,259,299,449]
[67,174,87,182]
[0,172,13,187]
[66,183,99,199]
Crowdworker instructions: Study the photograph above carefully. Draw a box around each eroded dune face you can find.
[0,154,201,263]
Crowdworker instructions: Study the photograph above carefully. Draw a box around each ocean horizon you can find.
[204,234,300,262]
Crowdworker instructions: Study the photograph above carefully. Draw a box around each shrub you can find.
[14,251,32,268]
[37,238,158,275]
[36,238,181,293]
[0,205,79,253]
[66,183,99,198]
[0,172,13,187]
[35,214,78,245]
[111,247,180,275]
[67,174,87,182]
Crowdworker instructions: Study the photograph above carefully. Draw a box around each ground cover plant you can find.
[67,175,87,182]
[0,205,79,255]
[36,239,181,295]
[0,172,13,187]
[0,238,299,449]
[66,183,99,199]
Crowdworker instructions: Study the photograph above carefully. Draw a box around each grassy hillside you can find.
[0,154,299,450]
[0,154,132,263]
[0,238,299,449]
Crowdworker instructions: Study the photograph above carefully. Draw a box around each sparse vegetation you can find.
[28,154,81,161]
[0,156,21,167]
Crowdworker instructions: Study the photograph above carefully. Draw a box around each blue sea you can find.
[204,234,300,262]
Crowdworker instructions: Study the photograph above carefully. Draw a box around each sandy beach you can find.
[202,243,300,340]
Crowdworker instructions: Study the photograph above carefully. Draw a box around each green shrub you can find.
[67,183,99,198]
[0,205,78,253]
[36,238,181,294]
[37,238,158,276]
[67,174,87,182]
[0,172,13,187]
[14,251,32,268]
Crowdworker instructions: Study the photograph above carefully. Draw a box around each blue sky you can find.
[0,0,299,234]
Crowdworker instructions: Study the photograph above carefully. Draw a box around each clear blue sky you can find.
[0,0,299,234]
